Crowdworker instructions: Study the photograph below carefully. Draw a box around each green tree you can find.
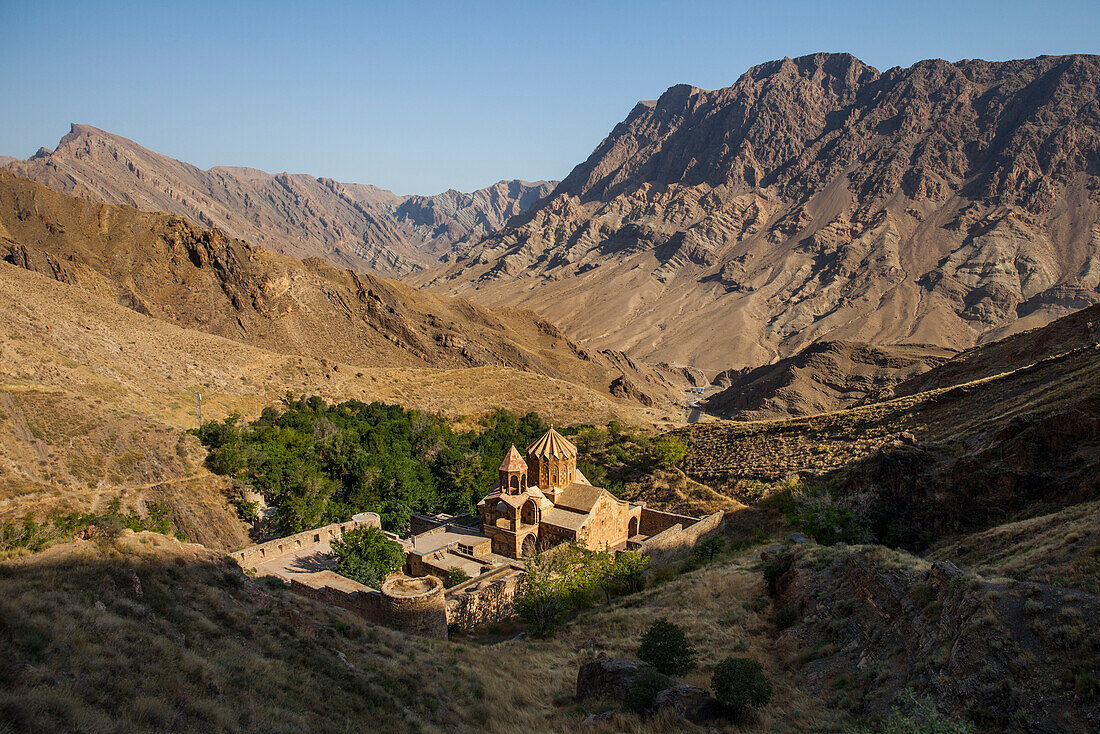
[591,549,649,603]
[653,436,687,469]
[514,552,571,635]
[711,657,771,718]
[330,526,405,588]
[444,567,471,588]
[638,618,697,676]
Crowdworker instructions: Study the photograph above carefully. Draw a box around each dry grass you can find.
[930,500,1100,594]
[0,531,852,733]
[0,262,669,531]
[466,545,852,733]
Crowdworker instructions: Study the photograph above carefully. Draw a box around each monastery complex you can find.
[233,427,724,638]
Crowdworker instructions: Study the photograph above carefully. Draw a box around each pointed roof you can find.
[526,426,577,459]
[499,445,528,473]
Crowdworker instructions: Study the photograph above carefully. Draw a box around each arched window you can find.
[521,500,538,526]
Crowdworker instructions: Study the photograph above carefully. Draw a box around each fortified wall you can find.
[444,564,526,630]
[634,508,725,565]
[231,512,382,570]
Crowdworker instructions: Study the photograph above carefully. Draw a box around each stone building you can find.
[476,427,643,558]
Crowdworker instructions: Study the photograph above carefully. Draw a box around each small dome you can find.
[499,445,528,472]
[526,427,577,459]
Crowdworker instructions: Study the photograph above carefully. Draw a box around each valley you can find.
[1,44,1098,734]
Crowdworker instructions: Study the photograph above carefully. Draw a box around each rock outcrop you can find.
[768,543,1100,733]
[421,53,1100,369]
[576,658,655,701]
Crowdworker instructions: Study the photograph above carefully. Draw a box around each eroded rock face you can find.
[771,544,1100,733]
[424,53,1100,369]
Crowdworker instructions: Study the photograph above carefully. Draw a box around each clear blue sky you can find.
[1,1,1097,194]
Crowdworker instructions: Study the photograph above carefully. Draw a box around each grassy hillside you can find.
[0,530,853,734]
[679,337,1099,546]
[0,261,669,533]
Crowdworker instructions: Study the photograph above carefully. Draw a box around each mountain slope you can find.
[420,53,1100,370]
[702,341,954,419]
[893,301,1100,396]
[0,252,676,529]
[5,124,554,275]
[681,302,1100,545]
[0,170,687,407]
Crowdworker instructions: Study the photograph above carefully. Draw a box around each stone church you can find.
[477,427,643,558]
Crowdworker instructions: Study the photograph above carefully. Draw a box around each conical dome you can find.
[499,445,528,472]
[526,426,577,459]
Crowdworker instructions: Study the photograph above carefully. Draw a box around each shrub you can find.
[689,534,724,567]
[591,549,648,603]
[762,555,793,596]
[622,668,670,714]
[330,526,405,588]
[711,657,771,718]
[774,604,799,630]
[514,552,571,635]
[787,484,867,545]
[444,567,471,588]
[864,690,975,733]
[638,618,697,676]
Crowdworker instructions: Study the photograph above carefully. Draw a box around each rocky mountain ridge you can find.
[418,53,1100,370]
[4,124,555,276]
[0,170,685,407]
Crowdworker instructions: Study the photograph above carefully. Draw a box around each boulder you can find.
[576,658,654,701]
[648,684,722,723]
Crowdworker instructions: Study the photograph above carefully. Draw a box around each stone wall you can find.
[232,512,381,569]
[638,510,724,565]
[444,564,526,630]
[288,571,384,623]
[638,507,702,537]
[578,494,642,550]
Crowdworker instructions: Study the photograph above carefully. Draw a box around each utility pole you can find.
[196,392,203,428]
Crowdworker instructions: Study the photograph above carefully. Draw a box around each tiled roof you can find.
[541,506,588,531]
[526,427,577,459]
[499,445,528,473]
[555,482,606,513]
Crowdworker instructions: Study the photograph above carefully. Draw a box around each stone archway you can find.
[521,533,537,558]
[628,516,639,538]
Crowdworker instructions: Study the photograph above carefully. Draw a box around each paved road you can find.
[684,384,725,423]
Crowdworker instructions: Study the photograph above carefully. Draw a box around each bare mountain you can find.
[702,341,954,420]
[0,170,685,408]
[419,53,1100,370]
[4,124,554,276]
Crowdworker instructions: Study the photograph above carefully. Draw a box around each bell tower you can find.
[498,445,528,495]
[526,426,577,501]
